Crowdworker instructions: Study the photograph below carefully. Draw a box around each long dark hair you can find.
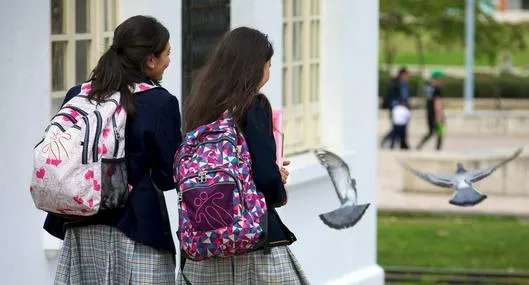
[88,15,169,116]
[184,27,274,132]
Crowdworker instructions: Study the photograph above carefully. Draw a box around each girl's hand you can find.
[280,160,291,184]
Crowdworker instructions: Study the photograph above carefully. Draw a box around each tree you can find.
[379,0,528,69]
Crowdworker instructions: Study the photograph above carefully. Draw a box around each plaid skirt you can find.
[54,224,175,285]
[177,246,309,285]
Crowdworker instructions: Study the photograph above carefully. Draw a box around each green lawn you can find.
[379,33,529,67]
[378,211,529,271]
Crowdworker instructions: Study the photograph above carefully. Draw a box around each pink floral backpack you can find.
[30,82,158,217]
[174,112,268,261]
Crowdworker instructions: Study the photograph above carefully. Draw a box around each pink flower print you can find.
[46,158,62,167]
[128,184,133,192]
[97,144,108,155]
[73,195,83,204]
[81,83,91,93]
[29,186,33,192]
[70,109,79,118]
[116,105,123,115]
[87,199,94,208]
[36,168,45,179]
[138,84,151,91]
[84,169,94,180]
[102,128,111,138]
[93,180,101,191]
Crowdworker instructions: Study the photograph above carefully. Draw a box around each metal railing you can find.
[384,266,529,284]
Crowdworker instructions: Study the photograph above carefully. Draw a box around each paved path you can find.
[377,135,529,216]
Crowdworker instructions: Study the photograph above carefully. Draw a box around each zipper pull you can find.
[178,191,183,203]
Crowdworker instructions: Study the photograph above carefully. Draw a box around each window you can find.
[282,0,321,155]
[50,0,118,114]
[522,0,529,10]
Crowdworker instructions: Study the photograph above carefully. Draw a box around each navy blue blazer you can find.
[242,94,296,247]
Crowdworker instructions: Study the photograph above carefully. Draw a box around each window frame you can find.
[282,0,321,155]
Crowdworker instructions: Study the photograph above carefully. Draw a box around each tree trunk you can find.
[414,31,425,105]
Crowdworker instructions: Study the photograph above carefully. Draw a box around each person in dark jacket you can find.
[44,15,182,284]
[380,67,410,148]
[177,27,308,285]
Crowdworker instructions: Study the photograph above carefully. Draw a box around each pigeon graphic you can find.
[400,148,523,207]
[314,149,370,230]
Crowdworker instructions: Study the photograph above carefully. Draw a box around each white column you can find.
[231,0,283,109]
[0,0,53,284]
[318,0,384,284]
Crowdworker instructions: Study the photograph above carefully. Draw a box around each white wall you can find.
[231,0,283,109]
[0,1,53,284]
[233,0,384,284]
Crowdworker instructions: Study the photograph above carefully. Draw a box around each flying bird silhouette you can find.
[314,149,370,230]
[400,148,523,207]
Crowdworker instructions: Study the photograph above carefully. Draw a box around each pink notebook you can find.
[272,109,284,168]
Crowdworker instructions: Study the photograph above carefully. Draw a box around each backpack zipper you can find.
[93,111,103,162]
[53,112,78,124]
[63,105,88,116]
[176,137,239,173]
[180,168,244,207]
[81,116,90,165]
[77,95,119,106]
[111,114,120,158]
[46,122,66,132]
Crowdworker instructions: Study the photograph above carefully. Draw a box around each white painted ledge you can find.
[286,150,356,187]
[325,264,385,285]
[42,230,62,259]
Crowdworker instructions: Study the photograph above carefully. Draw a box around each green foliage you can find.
[378,212,529,270]
[379,70,529,99]
[379,0,529,67]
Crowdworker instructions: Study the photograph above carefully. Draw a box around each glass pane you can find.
[76,40,91,84]
[310,20,319,59]
[52,41,67,91]
[311,0,320,15]
[104,37,112,51]
[104,0,117,32]
[75,0,90,33]
[51,0,65,35]
[293,0,301,17]
[283,23,287,62]
[292,66,302,104]
[310,64,319,101]
[293,22,302,61]
[283,67,288,106]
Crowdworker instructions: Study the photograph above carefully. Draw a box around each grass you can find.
[379,33,529,67]
[377,211,529,271]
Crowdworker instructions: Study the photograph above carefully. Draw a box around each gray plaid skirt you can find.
[54,224,175,285]
[177,246,309,285]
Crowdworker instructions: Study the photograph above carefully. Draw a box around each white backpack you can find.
[30,82,157,217]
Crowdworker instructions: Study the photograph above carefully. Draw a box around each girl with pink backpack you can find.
[175,27,308,285]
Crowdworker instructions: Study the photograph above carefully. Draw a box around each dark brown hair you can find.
[87,15,169,116]
[184,27,274,132]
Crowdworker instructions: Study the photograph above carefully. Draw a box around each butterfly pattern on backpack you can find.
[174,112,268,261]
